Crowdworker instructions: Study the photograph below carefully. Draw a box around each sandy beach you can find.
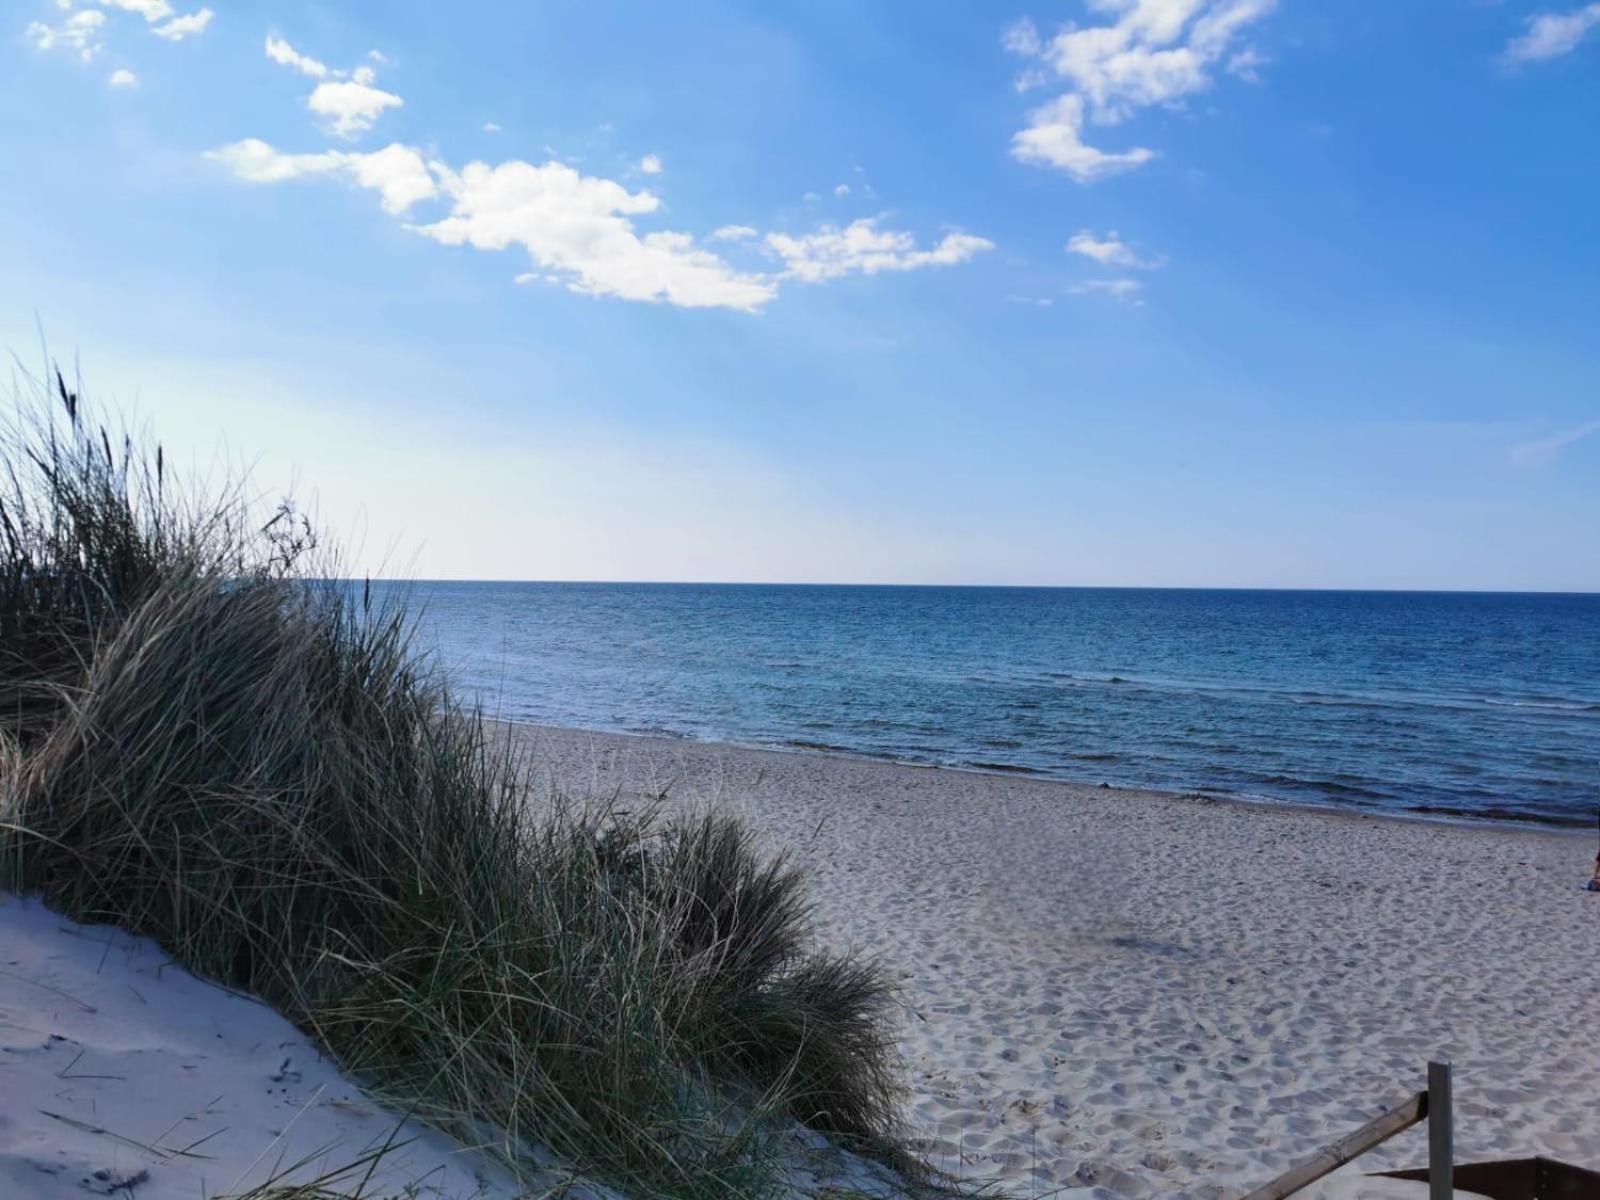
[510,723,1600,1199]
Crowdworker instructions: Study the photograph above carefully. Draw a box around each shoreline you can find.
[503,721,1600,1197]
[497,718,1595,838]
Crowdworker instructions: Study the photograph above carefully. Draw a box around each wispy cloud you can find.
[765,219,993,283]
[212,137,991,313]
[1004,0,1276,183]
[1068,278,1145,305]
[27,10,106,60]
[150,7,210,40]
[265,34,328,78]
[1509,420,1600,467]
[108,66,138,87]
[309,76,403,138]
[26,0,210,68]
[99,0,174,22]
[1010,93,1155,182]
[415,158,778,311]
[1066,229,1161,269]
[207,139,438,215]
[1502,4,1600,64]
[637,153,663,175]
[265,36,403,138]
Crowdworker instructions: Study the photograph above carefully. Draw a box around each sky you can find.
[3,1,1598,590]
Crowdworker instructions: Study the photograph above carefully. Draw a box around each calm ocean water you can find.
[404,583,1600,826]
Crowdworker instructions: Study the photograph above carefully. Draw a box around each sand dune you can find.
[512,724,1600,1199]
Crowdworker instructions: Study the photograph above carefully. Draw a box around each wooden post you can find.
[1428,1061,1453,1200]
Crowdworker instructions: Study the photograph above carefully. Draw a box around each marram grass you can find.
[0,368,922,1199]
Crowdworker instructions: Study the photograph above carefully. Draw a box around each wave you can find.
[1026,670,1599,719]
[1481,697,1600,712]
[957,760,1047,776]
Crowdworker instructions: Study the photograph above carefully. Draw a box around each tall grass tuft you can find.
[0,367,912,1198]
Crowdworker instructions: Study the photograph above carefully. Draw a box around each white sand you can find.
[510,724,1600,1200]
[0,852,905,1198]
[0,893,904,1200]
[0,894,551,1199]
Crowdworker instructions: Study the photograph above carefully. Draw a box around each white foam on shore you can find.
[512,723,1600,1200]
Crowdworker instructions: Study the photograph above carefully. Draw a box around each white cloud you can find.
[765,218,994,283]
[367,49,388,64]
[208,140,345,184]
[1509,420,1600,467]
[264,36,400,136]
[265,34,328,78]
[1068,277,1145,304]
[483,122,502,133]
[212,139,990,313]
[1011,94,1155,182]
[414,159,778,311]
[1503,4,1600,63]
[1007,0,1275,181]
[1227,46,1268,81]
[833,183,850,197]
[309,78,403,138]
[98,0,172,21]
[1001,16,1043,57]
[151,8,211,41]
[637,153,663,175]
[207,139,436,215]
[1066,229,1160,268]
[342,143,439,214]
[27,9,106,59]
[107,66,138,87]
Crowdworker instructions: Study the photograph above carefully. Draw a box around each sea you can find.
[403,583,1600,826]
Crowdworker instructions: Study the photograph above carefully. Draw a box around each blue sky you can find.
[4,1,1598,589]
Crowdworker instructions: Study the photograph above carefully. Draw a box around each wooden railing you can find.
[1242,1061,1454,1200]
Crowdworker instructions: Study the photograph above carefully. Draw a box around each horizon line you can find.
[349,578,1600,597]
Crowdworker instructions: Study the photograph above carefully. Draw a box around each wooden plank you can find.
[1240,1091,1429,1200]
[1429,1061,1454,1200]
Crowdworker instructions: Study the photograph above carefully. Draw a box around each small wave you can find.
[1407,802,1591,828]
[1481,697,1600,712]
[1254,773,1390,800]
[959,760,1046,775]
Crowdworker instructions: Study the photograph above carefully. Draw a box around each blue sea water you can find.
[405,583,1600,826]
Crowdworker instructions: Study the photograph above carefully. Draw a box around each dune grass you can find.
[0,368,916,1198]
